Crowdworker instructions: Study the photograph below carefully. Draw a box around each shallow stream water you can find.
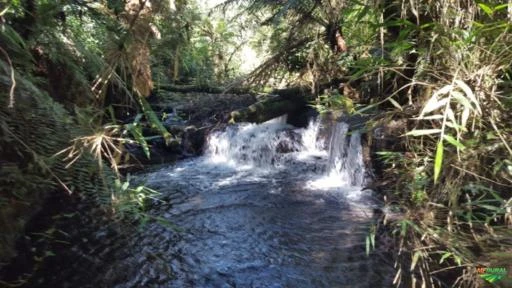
[136,116,391,287]
[10,116,392,287]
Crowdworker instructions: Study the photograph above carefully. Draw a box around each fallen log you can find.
[229,86,313,123]
[157,84,250,94]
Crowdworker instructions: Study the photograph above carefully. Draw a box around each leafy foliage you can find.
[226,0,512,286]
[219,0,360,86]
[346,1,512,287]
[2,0,512,287]
[0,0,177,263]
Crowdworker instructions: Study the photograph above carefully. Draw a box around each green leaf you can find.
[3,25,27,50]
[446,109,457,129]
[420,22,435,29]
[477,204,505,212]
[138,96,172,145]
[107,105,117,123]
[126,123,150,159]
[439,252,452,264]
[473,21,485,28]
[486,132,498,140]
[354,5,371,22]
[494,4,510,11]
[133,113,143,124]
[406,129,442,136]
[453,254,462,266]
[114,178,121,188]
[434,141,444,184]
[443,135,465,150]
[400,220,408,236]
[433,84,454,98]
[478,3,494,17]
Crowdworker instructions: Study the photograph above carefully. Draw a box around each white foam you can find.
[202,116,367,198]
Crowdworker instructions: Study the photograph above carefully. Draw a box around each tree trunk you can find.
[229,86,315,123]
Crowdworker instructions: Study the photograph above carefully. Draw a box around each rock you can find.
[275,130,302,153]
[182,126,207,155]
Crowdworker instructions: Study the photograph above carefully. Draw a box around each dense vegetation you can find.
[220,1,512,286]
[1,0,511,287]
[0,0,201,265]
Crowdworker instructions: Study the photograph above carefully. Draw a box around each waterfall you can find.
[326,122,366,186]
[327,122,350,174]
[205,115,366,187]
[205,115,297,168]
[300,118,324,154]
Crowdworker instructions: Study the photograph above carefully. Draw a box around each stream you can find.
[14,116,392,287]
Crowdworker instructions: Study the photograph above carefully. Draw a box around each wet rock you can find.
[275,130,302,153]
[182,126,207,155]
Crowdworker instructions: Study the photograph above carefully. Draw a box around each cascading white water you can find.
[205,115,297,168]
[300,118,324,154]
[206,115,366,188]
[327,122,350,174]
[346,131,366,186]
[326,122,366,186]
